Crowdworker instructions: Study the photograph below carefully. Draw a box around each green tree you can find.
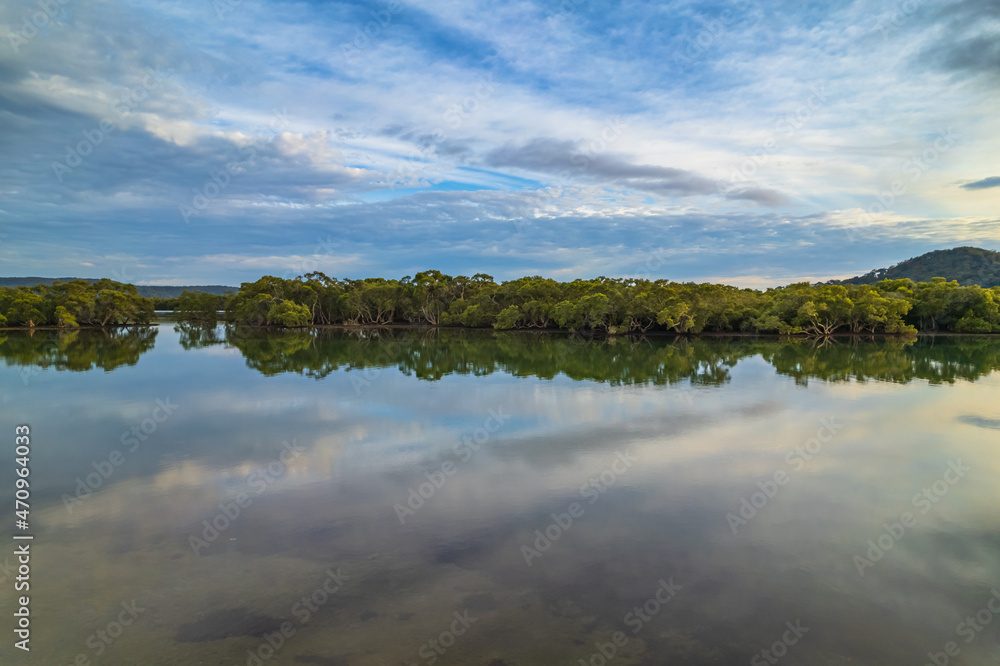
[177,290,222,324]
[494,305,522,330]
[54,306,79,328]
[8,292,44,327]
[267,301,312,327]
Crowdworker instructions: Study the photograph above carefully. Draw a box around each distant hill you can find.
[0,278,236,298]
[831,247,1000,288]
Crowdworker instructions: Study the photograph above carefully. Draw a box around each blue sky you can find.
[1,0,997,287]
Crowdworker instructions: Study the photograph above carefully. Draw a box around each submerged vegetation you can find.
[5,272,1000,335]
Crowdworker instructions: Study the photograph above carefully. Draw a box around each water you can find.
[1,325,999,665]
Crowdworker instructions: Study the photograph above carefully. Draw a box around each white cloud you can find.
[2,0,998,282]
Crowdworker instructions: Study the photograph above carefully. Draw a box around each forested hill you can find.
[831,247,1000,287]
[0,278,235,298]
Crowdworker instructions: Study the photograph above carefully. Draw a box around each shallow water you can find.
[1,326,999,665]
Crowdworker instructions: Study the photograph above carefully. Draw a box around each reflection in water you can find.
[1,325,999,665]
[220,326,1000,386]
[174,322,224,350]
[0,326,157,372]
[6,325,1000,386]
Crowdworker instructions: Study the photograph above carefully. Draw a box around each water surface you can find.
[1,326,999,665]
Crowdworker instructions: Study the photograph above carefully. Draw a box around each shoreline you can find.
[2,322,998,338]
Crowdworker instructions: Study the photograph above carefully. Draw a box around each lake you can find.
[2,324,999,665]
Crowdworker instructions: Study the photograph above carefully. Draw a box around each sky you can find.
[0,0,998,287]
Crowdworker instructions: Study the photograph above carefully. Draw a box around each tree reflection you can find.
[222,329,1000,386]
[174,322,224,350]
[0,327,157,372]
[4,327,999,386]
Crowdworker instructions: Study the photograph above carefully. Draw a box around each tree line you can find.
[0,279,153,328]
[207,272,1000,335]
[5,273,1000,335]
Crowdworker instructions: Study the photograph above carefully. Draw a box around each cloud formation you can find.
[0,0,997,285]
[961,177,1000,191]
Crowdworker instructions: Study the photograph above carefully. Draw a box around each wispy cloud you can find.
[1,0,997,284]
[961,177,1000,191]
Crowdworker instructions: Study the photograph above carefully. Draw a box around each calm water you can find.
[2,324,999,665]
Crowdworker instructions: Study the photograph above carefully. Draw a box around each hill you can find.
[831,247,1000,287]
[0,278,236,298]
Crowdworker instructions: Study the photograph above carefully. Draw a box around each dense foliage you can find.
[5,272,999,336]
[0,279,154,328]
[833,246,1000,288]
[175,291,228,324]
[213,272,1000,335]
